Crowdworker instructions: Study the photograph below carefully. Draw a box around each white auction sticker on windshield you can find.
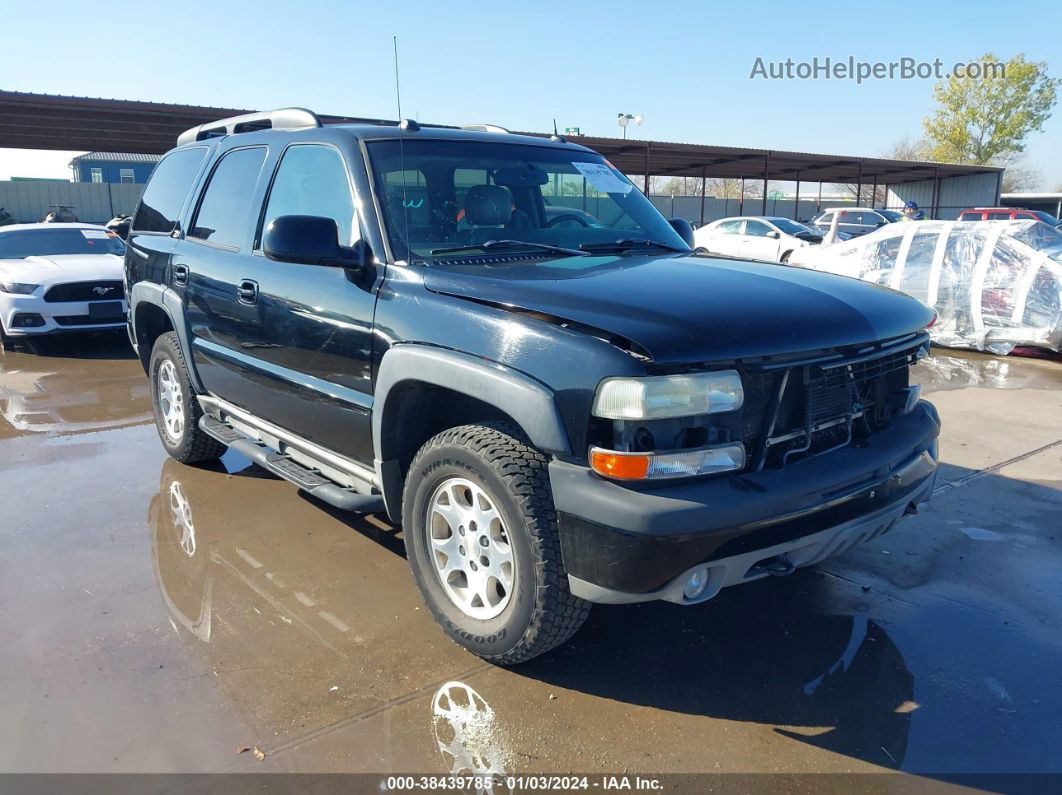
[572,162,633,195]
[80,229,109,239]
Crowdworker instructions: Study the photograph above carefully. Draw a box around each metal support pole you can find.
[699,167,707,226]
[995,170,1003,205]
[643,143,650,195]
[817,181,822,212]
[871,175,878,208]
[855,160,863,206]
[793,172,801,220]
[930,167,941,219]
[739,177,745,215]
[761,154,770,215]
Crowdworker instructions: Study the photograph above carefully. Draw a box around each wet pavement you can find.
[1,335,1060,782]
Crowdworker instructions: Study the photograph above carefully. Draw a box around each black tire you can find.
[403,422,590,665]
[149,332,226,464]
[780,250,793,263]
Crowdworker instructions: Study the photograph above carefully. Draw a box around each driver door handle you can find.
[236,279,259,305]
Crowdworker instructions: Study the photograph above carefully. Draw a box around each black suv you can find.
[126,108,940,664]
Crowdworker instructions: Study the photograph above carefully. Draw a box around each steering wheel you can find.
[546,213,591,228]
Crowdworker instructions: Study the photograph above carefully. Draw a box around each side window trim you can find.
[186,145,269,252]
[253,141,360,254]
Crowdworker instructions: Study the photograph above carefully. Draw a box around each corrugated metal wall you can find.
[886,172,999,220]
[552,195,827,226]
[0,171,1000,227]
[0,182,143,224]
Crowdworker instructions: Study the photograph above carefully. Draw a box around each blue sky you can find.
[2,0,1060,186]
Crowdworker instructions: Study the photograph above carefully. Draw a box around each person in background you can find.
[902,200,925,221]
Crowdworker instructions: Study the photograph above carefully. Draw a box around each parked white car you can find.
[694,216,826,262]
[0,223,128,345]
[808,207,905,238]
[787,219,1062,354]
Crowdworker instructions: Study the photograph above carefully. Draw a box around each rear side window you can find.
[190,147,267,248]
[958,212,981,221]
[718,219,743,234]
[261,145,356,245]
[132,147,207,233]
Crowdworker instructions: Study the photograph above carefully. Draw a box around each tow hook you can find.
[755,554,796,577]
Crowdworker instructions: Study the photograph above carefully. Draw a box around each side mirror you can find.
[263,215,357,268]
[668,217,695,248]
[766,230,781,239]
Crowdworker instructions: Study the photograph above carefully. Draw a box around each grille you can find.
[740,342,923,469]
[44,281,125,303]
[54,315,125,326]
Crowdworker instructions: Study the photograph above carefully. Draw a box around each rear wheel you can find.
[149,332,225,464]
[780,250,793,263]
[403,422,590,665]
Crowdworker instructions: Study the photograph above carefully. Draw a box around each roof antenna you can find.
[393,36,413,260]
[393,35,403,120]
[553,118,558,135]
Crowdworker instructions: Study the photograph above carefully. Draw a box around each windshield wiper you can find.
[430,240,588,257]
[579,238,689,254]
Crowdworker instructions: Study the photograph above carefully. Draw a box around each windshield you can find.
[879,210,904,222]
[1009,220,1062,259]
[0,227,126,259]
[769,218,820,236]
[366,139,689,262]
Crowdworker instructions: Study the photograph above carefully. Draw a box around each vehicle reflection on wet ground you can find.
[0,332,148,439]
[1,340,1060,780]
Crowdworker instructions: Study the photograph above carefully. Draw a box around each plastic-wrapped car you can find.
[788,220,1062,354]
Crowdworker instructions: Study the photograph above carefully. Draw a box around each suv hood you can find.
[423,253,934,364]
[0,254,124,286]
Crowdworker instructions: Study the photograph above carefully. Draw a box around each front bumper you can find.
[550,400,940,603]
[0,294,128,336]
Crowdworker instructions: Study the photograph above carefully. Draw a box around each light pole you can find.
[617,112,643,140]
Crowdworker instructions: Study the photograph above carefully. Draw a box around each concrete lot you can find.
[0,334,1060,782]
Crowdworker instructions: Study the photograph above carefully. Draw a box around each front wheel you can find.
[403,422,590,665]
[149,332,226,464]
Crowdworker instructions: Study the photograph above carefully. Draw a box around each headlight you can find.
[592,370,743,420]
[0,282,39,295]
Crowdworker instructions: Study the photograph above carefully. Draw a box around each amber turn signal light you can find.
[590,450,651,480]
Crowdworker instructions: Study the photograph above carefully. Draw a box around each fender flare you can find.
[373,345,572,461]
[129,282,203,393]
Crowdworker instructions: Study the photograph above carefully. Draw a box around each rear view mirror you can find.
[668,218,695,248]
[492,164,550,187]
[263,215,357,268]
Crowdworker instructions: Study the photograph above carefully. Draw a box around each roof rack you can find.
[460,123,510,134]
[177,107,322,147]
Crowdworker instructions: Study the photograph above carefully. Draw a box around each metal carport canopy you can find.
[570,135,1000,185]
[0,90,999,186]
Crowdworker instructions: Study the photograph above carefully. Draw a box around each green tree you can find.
[923,53,1059,166]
